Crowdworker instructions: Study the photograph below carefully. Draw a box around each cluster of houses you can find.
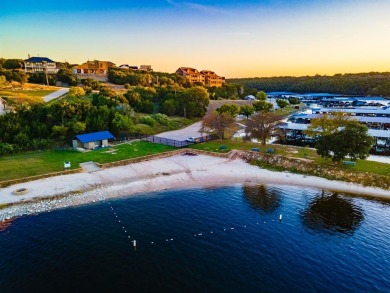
[175,67,225,87]
[22,56,225,87]
[275,92,390,153]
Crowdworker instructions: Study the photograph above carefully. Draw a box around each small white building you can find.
[73,131,114,150]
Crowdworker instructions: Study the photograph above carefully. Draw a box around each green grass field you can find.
[0,89,56,98]
[190,140,390,177]
[0,141,175,181]
[1,138,389,183]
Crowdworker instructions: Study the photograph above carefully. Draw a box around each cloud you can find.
[183,2,230,14]
[166,1,231,15]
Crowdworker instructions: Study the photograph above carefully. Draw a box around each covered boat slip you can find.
[288,114,390,130]
[312,107,390,117]
[279,123,390,152]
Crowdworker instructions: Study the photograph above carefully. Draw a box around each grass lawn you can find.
[190,140,390,177]
[0,141,175,182]
[0,89,56,98]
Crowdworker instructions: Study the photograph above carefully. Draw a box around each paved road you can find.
[43,88,69,102]
[0,99,5,115]
[367,155,390,164]
[155,121,204,141]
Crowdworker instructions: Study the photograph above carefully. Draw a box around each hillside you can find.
[228,72,390,97]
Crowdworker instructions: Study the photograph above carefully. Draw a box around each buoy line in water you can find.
[0,188,285,250]
[148,216,283,247]
[98,192,137,250]
[97,191,284,250]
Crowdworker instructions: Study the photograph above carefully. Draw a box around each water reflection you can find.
[243,185,281,213]
[302,192,364,235]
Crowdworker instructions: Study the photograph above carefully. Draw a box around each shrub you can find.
[140,116,157,127]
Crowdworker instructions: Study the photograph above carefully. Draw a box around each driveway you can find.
[43,88,69,102]
[0,99,5,115]
[155,121,204,141]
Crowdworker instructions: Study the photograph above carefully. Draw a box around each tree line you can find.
[0,84,211,155]
[229,72,390,97]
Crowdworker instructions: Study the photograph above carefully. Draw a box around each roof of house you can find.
[75,131,114,143]
[25,57,55,63]
[178,67,200,74]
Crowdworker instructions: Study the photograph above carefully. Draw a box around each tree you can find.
[2,59,23,70]
[179,86,210,118]
[0,75,7,88]
[305,112,351,137]
[12,70,28,88]
[202,111,235,141]
[69,87,86,98]
[288,97,300,105]
[256,91,267,101]
[315,122,374,162]
[253,100,273,112]
[240,105,255,119]
[276,99,289,110]
[57,68,78,86]
[160,99,177,116]
[216,103,240,117]
[112,112,134,135]
[245,111,283,145]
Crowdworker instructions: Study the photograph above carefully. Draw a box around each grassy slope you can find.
[0,141,175,181]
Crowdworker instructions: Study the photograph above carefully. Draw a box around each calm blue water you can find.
[1,184,390,292]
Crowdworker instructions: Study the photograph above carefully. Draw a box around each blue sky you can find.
[1,0,389,77]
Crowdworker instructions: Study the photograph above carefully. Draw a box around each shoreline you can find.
[1,154,389,221]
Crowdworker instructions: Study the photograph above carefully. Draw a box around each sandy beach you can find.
[0,153,389,220]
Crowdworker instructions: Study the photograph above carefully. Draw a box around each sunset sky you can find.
[1,0,389,78]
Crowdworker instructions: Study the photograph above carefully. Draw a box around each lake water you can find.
[0,185,389,292]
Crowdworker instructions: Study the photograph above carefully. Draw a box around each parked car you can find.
[185,137,197,143]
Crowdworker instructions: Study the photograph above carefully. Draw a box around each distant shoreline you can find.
[0,154,389,221]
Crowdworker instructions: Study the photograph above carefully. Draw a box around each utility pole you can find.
[42,61,49,85]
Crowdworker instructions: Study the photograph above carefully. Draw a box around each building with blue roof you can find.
[73,131,114,150]
[24,55,58,74]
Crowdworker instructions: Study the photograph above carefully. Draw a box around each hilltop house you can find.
[24,56,59,74]
[200,70,224,87]
[176,67,224,87]
[139,65,153,72]
[73,60,115,75]
[118,64,139,70]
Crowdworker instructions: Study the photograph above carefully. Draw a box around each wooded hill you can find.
[228,72,390,97]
